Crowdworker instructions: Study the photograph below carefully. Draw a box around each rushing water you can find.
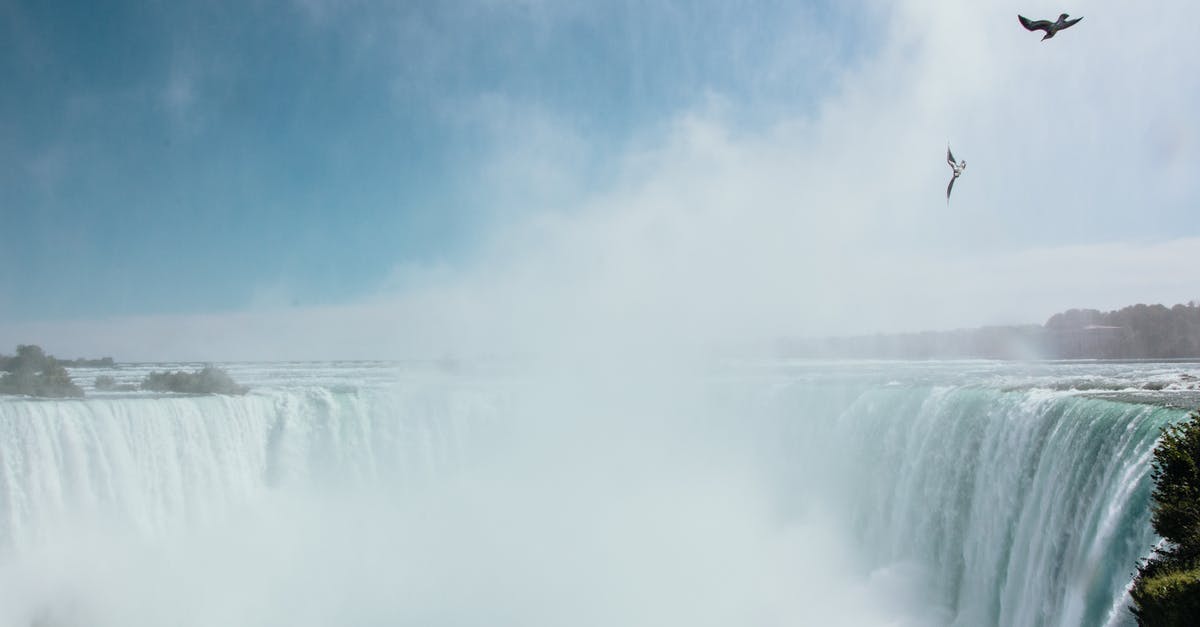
[0,360,1196,626]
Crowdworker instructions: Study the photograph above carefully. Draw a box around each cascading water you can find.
[0,361,1192,626]
[0,376,507,555]
[758,380,1178,627]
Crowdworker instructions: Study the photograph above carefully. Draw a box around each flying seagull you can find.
[946,146,965,202]
[1018,14,1082,40]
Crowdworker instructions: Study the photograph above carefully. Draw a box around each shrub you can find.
[1131,410,1200,624]
[140,366,248,395]
[94,375,137,392]
[1131,567,1200,625]
[0,345,84,398]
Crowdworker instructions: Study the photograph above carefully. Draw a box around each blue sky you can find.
[1,0,869,321]
[3,0,1199,360]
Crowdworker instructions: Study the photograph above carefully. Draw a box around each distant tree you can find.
[7,344,50,373]
[1131,411,1200,624]
[59,356,115,367]
[1045,308,1103,330]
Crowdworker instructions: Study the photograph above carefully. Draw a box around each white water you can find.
[0,361,1194,626]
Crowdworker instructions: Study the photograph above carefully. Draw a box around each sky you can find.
[2,0,1199,360]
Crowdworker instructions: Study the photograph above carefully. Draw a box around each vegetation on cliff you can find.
[1131,410,1200,624]
[139,366,248,395]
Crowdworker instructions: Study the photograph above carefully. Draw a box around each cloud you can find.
[443,93,596,221]
[7,0,1200,361]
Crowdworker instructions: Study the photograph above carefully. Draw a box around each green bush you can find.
[0,344,84,398]
[1131,567,1200,625]
[1149,414,1200,548]
[140,366,248,395]
[94,375,137,392]
[1132,410,1200,624]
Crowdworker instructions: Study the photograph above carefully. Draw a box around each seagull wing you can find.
[947,146,956,167]
[1018,15,1052,32]
[946,176,956,201]
[1061,16,1083,29]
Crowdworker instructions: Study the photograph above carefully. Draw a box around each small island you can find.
[0,345,84,398]
[0,345,248,398]
[140,366,249,395]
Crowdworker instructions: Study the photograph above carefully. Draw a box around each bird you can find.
[946,146,965,202]
[1018,14,1083,40]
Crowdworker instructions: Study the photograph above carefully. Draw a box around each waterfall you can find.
[0,364,1186,626]
[762,381,1180,627]
[0,384,499,556]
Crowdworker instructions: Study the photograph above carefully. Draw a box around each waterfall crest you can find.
[0,364,1186,626]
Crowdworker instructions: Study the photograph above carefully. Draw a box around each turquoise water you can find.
[761,381,1177,626]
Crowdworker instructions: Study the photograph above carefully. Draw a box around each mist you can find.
[3,0,1198,362]
[1,2,1197,626]
[0,370,942,627]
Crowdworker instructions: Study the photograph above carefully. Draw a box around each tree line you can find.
[1046,303,1200,359]
[780,302,1200,360]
